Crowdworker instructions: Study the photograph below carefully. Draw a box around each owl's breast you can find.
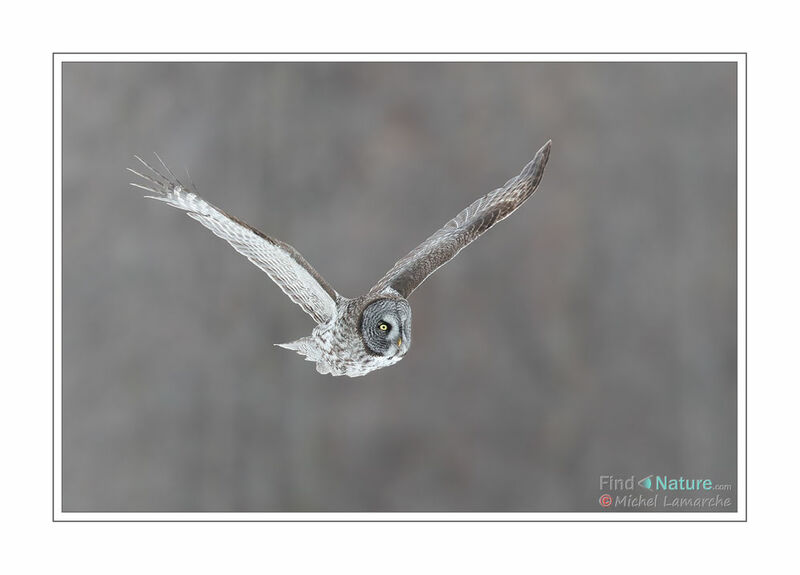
[312,303,404,377]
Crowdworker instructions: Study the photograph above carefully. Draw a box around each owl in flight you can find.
[129,140,551,377]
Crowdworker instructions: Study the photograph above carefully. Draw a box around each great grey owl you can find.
[129,140,551,377]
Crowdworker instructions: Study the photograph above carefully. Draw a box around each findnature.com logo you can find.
[602,474,719,492]
[598,474,734,510]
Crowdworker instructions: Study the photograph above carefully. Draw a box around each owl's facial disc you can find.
[361,298,412,357]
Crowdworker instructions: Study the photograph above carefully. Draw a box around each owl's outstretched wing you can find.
[129,155,339,325]
[369,140,551,299]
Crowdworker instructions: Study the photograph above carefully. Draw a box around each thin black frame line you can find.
[51,51,56,523]
[56,519,742,523]
[744,52,748,522]
[53,55,746,522]
[59,61,739,65]
[53,51,747,55]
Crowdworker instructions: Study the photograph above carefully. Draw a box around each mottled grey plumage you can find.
[129,141,551,377]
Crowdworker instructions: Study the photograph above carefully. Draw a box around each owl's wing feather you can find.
[129,155,339,325]
[369,140,551,299]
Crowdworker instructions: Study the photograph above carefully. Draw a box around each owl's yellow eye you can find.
[379,323,389,331]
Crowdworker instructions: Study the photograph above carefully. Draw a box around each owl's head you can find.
[360,298,412,358]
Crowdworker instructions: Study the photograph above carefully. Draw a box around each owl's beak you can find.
[397,337,403,348]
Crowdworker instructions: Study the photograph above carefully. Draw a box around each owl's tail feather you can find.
[275,337,321,362]
[276,338,336,375]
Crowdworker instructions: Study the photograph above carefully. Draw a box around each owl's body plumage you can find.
[277,293,410,377]
[129,141,550,377]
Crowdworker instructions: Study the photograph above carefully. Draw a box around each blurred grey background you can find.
[62,62,737,512]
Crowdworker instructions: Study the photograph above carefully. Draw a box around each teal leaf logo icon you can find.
[638,475,653,490]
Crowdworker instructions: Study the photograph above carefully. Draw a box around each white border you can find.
[53,53,746,522]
